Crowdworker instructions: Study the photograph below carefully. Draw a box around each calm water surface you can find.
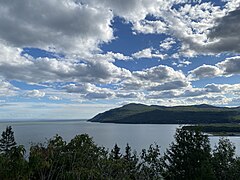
[0,120,239,155]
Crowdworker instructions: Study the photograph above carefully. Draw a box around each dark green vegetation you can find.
[183,124,240,136]
[88,103,240,124]
[1,126,240,179]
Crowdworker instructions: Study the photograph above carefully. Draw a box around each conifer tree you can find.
[110,144,121,160]
[0,126,17,153]
[163,128,214,180]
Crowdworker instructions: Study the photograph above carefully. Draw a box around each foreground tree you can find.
[0,126,28,179]
[29,135,67,180]
[163,128,214,180]
[0,126,17,153]
[212,138,237,180]
[1,126,240,179]
[63,134,108,179]
[139,143,162,180]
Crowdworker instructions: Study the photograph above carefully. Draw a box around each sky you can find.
[0,0,240,120]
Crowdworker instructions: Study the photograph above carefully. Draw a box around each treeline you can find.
[183,125,240,134]
[0,126,240,179]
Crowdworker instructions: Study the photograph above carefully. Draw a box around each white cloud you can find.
[88,52,132,62]
[205,84,222,93]
[217,56,240,75]
[189,64,223,80]
[0,80,18,97]
[205,83,240,94]
[105,52,132,61]
[116,92,142,99]
[133,20,167,34]
[189,56,240,80]
[25,90,45,98]
[0,0,240,109]
[49,96,61,101]
[133,65,186,83]
[172,59,192,67]
[83,0,177,22]
[64,83,114,100]
[132,48,152,59]
[147,80,190,91]
[1,0,238,59]
[0,0,114,55]
[121,65,189,92]
[0,44,132,84]
[160,37,176,50]
[132,48,167,59]
[206,8,240,54]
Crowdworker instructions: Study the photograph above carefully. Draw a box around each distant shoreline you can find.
[0,119,87,123]
[183,124,240,136]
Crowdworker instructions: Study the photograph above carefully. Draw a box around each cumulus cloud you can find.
[147,80,190,91]
[132,48,152,59]
[189,56,240,80]
[0,0,237,58]
[205,84,222,93]
[116,92,142,99]
[64,83,114,100]
[0,0,240,108]
[0,0,114,54]
[0,80,18,97]
[121,65,189,92]
[207,9,240,54]
[133,65,186,83]
[189,64,223,80]
[126,2,239,56]
[160,37,176,50]
[185,95,232,105]
[170,3,240,55]
[88,52,132,62]
[217,56,240,75]
[132,48,167,59]
[104,52,132,61]
[147,90,179,99]
[25,90,45,98]
[0,44,132,84]
[147,82,239,100]
[49,96,61,101]
[205,83,240,94]
[83,0,176,22]
[172,59,192,67]
[133,20,167,34]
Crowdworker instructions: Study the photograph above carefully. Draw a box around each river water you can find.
[0,120,239,155]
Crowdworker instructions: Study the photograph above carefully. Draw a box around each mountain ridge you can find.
[88,103,240,124]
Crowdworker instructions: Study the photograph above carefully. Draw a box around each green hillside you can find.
[88,103,240,124]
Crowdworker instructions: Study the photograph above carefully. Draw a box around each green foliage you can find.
[0,126,17,153]
[0,126,240,179]
[212,138,237,180]
[0,126,28,179]
[110,144,121,160]
[139,143,162,179]
[89,103,240,124]
[184,124,240,136]
[163,128,214,180]
[29,135,68,179]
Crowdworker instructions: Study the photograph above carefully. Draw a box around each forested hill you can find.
[88,103,240,124]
